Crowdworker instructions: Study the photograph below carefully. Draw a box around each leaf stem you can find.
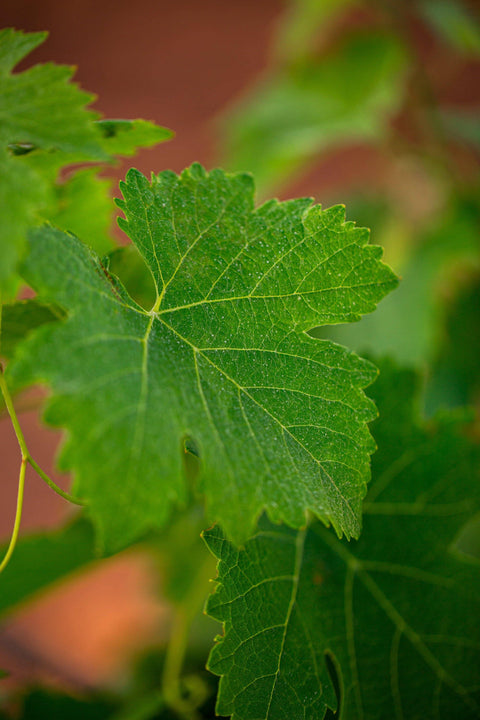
[162,608,192,712]
[28,456,85,506]
[162,552,213,718]
[0,457,26,574]
[0,367,85,506]
[0,367,29,456]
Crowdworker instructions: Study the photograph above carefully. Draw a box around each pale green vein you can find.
[265,527,307,718]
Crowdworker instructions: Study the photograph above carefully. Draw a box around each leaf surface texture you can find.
[9,164,396,550]
[204,363,480,719]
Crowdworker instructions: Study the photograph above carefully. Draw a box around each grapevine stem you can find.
[162,608,191,711]
[161,552,213,717]
[0,366,28,457]
[0,457,26,574]
[28,456,85,506]
[0,370,85,506]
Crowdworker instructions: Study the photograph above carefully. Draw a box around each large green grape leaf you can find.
[204,362,480,719]
[8,164,396,551]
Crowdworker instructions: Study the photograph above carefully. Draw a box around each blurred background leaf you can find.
[221,31,406,197]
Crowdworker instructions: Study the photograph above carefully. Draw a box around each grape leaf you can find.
[0,27,47,74]
[96,119,173,156]
[204,362,480,719]
[0,28,105,158]
[46,167,114,256]
[0,150,48,287]
[0,29,172,286]
[0,25,104,286]
[8,164,396,551]
[313,194,480,365]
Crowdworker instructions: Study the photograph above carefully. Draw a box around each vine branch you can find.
[0,369,84,507]
[0,296,85,573]
[0,457,26,574]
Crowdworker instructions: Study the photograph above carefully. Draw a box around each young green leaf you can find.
[204,363,480,719]
[0,29,172,286]
[0,25,103,286]
[95,119,173,156]
[0,28,46,74]
[8,164,397,551]
[0,28,105,158]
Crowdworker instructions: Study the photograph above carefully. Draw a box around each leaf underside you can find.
[9,163,397,551]
[204,363,480,720]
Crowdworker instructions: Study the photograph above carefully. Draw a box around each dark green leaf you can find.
[204,362,480,719]
[425,274,480,412]
[18,689,116,720]
[8,164,397,551]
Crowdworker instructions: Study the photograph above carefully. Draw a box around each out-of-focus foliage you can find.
[0,28,172,295]
[220,0,480,417]
[419,0,480,56]
[221,32,405,196]
[311,192,480,368]
[426,273,480,412]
